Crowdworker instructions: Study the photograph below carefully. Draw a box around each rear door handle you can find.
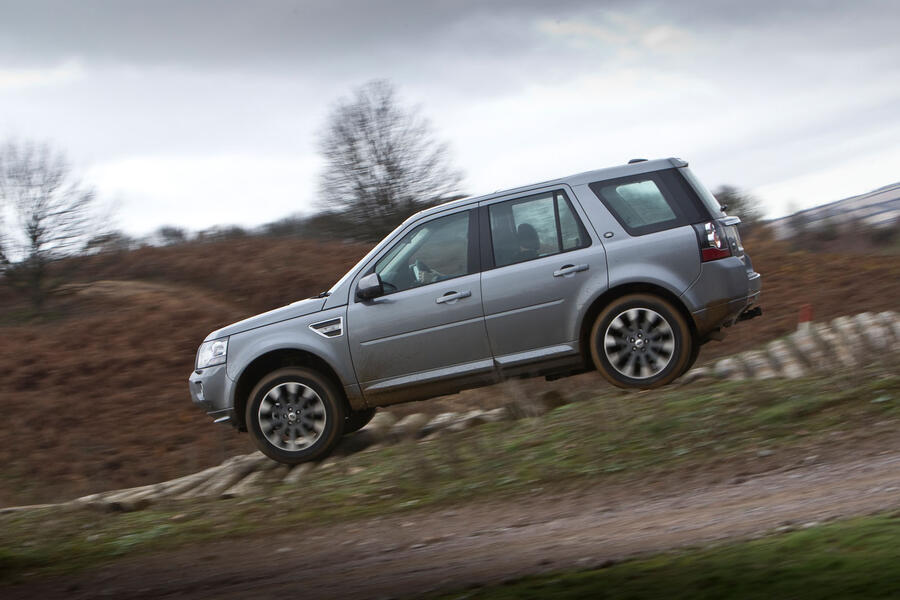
[553,264,589,278]
[435,290,472,304]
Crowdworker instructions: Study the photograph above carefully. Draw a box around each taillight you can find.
[696,222,732,262]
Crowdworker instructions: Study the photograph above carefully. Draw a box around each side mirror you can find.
[357,272,384,300]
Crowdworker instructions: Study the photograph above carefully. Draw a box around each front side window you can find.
[489,190,589,268]
[374,210,472,294]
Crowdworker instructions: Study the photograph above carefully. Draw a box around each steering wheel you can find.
[415,259,435,274]
[411,259,428,283]
[381,279,398,292]
[413,259,446,286]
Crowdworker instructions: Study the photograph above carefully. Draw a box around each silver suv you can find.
[190,158,761,464]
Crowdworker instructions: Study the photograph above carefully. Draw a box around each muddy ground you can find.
[5,444,899,600]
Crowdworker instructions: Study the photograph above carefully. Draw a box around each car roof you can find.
[410,157,688,222]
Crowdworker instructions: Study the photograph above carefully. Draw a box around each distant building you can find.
[769,181,900,238]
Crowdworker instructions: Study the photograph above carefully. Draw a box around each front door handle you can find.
[553,264,589,278]
[435,290,472,304]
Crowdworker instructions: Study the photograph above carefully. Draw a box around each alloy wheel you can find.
[603,308,675,379]
[257,382,327,451]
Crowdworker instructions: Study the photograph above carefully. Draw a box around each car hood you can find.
[205,297,326,340]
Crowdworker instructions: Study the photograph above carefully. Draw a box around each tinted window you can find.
[558,194,588,250]
[489,190,589,268]
[597,180,676,229]
[374,211,472,294]
[589,169,707,236]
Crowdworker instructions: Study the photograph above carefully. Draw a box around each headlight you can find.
[196,338,228,369]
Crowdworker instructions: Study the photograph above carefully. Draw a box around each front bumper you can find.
[188,364,234,423]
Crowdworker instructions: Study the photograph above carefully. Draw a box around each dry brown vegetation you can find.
[0,232,897,506]
[63,237,372,315]
[698,233,900,362]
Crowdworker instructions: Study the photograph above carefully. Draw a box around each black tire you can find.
[344,407,377,434]
[679,340,702,377]
[245,367,346,464]
[589,293,692,389]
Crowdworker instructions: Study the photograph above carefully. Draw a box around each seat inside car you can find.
[513,223,540,262]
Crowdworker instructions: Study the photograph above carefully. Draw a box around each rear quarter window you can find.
[589,169,708,236]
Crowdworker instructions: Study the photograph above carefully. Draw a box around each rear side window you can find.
[488,190,589,268]
[558,197,586,250]
[601,180,676,229]
[589,169,707,236]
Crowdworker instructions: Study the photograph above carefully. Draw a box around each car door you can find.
[479,187,607,370]
[346,208,495,405]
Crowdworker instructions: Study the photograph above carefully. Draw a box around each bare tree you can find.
[713,185,764,232]
[84,231,136,255]
[318,80,464,240]
[155,225,190,246]
[0,203,9,276]
[0,140,99,310]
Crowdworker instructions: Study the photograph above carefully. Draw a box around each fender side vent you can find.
[309,317,343,338]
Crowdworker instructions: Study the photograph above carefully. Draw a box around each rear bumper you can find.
[727,269,762,324]
[682,256,761,338]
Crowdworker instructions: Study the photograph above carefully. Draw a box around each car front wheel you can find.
[590,294,692,389]
[246,367,346,464]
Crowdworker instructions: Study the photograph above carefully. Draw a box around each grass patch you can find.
[0,367,897,582]
[437,513,900,599]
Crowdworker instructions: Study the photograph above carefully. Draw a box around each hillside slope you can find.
[0,235,897,505]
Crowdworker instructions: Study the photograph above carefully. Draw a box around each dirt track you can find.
[6,449,900,600]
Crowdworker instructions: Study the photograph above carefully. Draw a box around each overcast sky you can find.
[1,0,898,235]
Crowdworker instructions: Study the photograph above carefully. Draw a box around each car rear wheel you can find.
[679,341,702,377]
[246,367,345,464]
[590,294,692,389]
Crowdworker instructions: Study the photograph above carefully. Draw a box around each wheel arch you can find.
[578,282,697,368]
[231,348,347,431]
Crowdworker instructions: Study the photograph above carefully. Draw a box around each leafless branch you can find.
[317,80,464,240]
[0,140,103,309]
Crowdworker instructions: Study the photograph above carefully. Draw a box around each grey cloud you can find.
[1,0,897,232]
[2,0,897,109]
[0,1,580,68]
[2,0,896,71]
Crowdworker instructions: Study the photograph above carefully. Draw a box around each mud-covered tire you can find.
[344,407,377,434]
[245,367,346,464]
[590,294,692,389]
